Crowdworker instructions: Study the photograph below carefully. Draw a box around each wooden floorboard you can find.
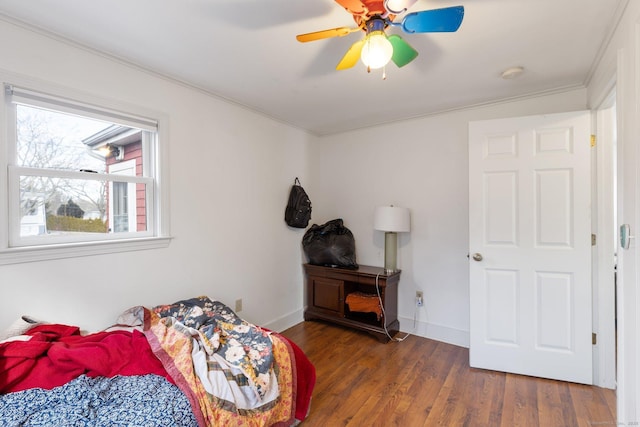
[281,321,617,427]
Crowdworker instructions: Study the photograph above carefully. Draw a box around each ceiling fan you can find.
[296,0,464,73]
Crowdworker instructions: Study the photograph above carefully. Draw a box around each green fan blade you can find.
[336,39,365,70]
[388,34,418,67]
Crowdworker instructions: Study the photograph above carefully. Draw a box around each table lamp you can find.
[374,206,411,273]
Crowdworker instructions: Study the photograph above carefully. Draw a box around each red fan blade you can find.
[335,0,367,15]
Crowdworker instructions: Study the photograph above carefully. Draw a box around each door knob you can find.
[472,253,483,262]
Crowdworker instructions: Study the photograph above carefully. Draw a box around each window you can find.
[108,159,137,233]
[0,82,170,264]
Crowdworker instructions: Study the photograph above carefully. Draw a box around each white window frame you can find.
[0,74,171,265]
[108,159,137,233]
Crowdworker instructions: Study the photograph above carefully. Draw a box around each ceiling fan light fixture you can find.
[298,4,464,73]
[360,31,393,69]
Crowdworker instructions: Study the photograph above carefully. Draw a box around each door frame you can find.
[593,90,617,389]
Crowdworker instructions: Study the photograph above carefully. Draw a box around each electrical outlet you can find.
[235,298,243,312]
[416,291,423,307]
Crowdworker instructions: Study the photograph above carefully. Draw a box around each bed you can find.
[0,296,315,426]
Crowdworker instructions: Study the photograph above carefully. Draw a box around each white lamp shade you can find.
[374,206,410,232]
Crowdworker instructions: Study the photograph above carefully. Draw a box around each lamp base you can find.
[384,231,398,273]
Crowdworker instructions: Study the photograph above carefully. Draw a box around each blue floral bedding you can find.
[0,374,197,426]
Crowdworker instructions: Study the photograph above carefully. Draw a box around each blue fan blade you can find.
[401,6,464,33]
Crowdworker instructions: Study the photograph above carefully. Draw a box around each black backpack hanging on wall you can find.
[285,177,312,228]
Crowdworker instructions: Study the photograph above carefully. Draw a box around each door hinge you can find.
[592,333,597,345]
[591,234,596,246]
[591,135,596,147]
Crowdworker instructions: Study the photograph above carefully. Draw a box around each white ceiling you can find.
[0,0,625,136]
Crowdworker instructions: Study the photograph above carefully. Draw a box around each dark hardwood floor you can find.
[280,321,616,427]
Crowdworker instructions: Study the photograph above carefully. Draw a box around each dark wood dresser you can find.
[303,263,400,342]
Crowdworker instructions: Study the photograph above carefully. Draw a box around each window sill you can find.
[0,236,173,265]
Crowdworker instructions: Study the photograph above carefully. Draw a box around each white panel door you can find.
[468,111,592,384]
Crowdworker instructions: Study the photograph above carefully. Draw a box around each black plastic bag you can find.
[302,219,358,269]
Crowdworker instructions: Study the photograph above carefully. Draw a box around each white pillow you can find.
[0,315,42,342]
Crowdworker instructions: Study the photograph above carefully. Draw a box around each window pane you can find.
[16,104,110,172]
[19,176,148,237]
[20,193,47,236]
[112,181,128,232]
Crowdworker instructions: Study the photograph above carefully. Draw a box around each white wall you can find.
[309,89,588,347]
[0,19,315,332]
[588,0,640,421]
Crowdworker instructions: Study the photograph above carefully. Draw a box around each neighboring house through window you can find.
[82,126,146,234]
[0,80,170,264]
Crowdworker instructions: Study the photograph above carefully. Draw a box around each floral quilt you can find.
[151,296,274,399]
[123,296,296,427]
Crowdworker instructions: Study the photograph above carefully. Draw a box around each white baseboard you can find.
[263,308,304,333]
[398,315,469,348]
[264,309,469,349]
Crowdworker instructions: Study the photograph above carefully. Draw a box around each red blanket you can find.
[260,327,315,422]
[0,324,172,393]
[0,323,315,423]
[282,333,315,421]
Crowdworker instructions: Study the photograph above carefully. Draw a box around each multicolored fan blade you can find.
[335,0,366,15]
[336,39,365,70]
[388,34,418,67]
[384,0,418,14]
[401,6,464,33]
[296,27,359,43]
